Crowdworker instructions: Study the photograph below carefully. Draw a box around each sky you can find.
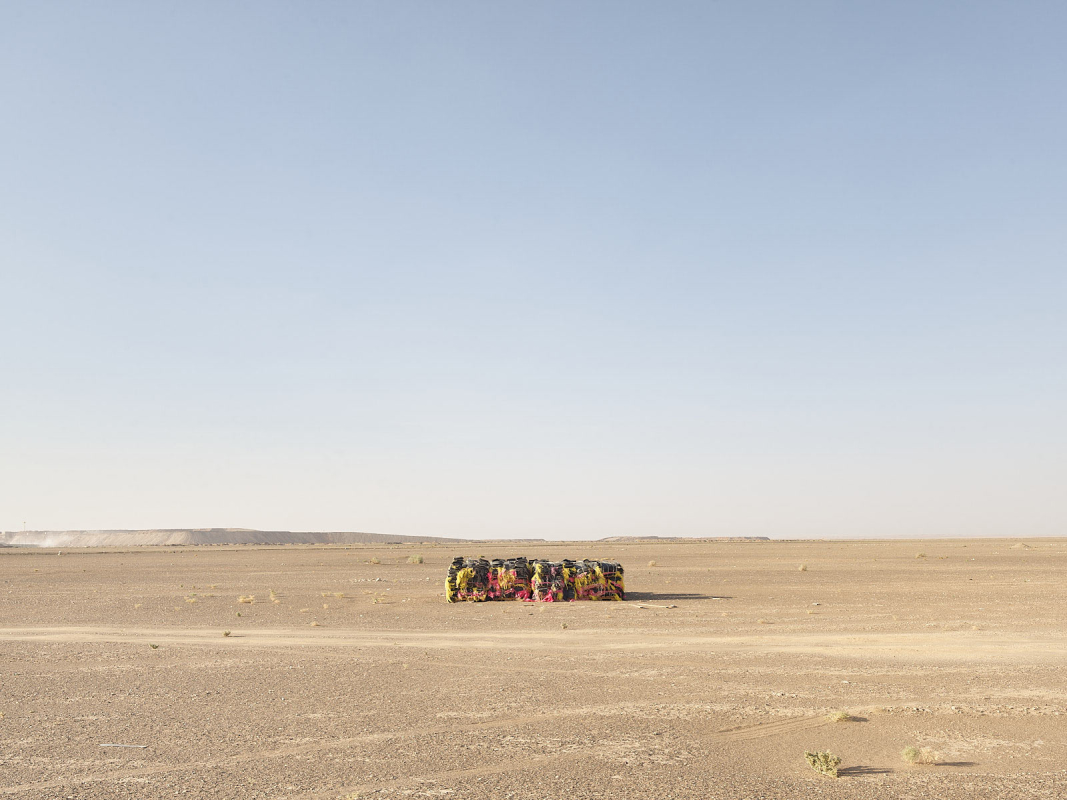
[1,2,1065,539]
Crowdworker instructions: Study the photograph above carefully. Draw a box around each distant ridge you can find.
[0,530,775,548]
[597,536,771,542]
[0,528,463,548]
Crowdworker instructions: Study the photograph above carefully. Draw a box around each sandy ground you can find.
[2,539,1066,799]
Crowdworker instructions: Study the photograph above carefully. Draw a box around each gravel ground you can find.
[2,538,1066,799]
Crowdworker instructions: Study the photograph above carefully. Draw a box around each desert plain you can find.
[2,538,1066,799]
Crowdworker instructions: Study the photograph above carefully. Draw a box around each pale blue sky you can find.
[2,2,1065,538]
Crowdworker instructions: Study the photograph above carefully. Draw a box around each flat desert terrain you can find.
[2,539,1066,799]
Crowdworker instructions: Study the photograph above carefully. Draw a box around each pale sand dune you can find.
[2,538,1066,798]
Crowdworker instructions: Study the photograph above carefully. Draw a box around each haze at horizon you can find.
[2,2,1065,540]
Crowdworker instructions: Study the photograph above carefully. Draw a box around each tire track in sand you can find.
[3,626,1063,663]
[310,713,842,797]
[310,750,591,800]
[714,714,831,741]
[0,705,603,796]
[0,714,534,795]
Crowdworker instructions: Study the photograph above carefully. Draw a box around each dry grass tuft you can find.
[648,560,657,567]
[804,750,841,778]
[237,595,255,604]
[369,557,381,565]
[309,621,321,627]
[916,552,927,559]
[902,746,939,765]
[408,555,424,564]
[798,563,808,571]
[827,711,854,723]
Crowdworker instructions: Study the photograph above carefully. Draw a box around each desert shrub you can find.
[408,555,424,564]
[648,560,657,567]
[798,563,808,571]
[827,711,853,722]
[805,751,841,778]
[369,557,381,565]
[902,746,939,765]
[238,595,255,604]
